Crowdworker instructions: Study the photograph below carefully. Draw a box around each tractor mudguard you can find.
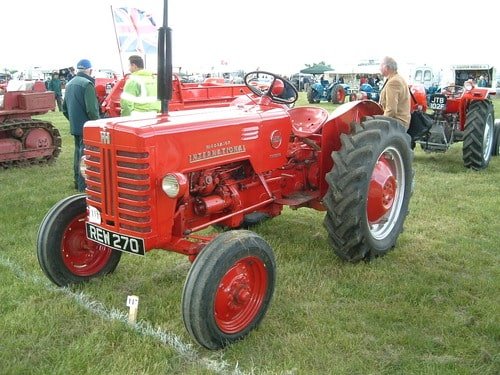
[330,99,384,122]
[317,100,385,196]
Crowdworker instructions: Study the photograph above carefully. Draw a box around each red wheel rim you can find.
[366,147,405,240]
[61,213,114,276]
[214,256,268,334]
[337,89,345,103]
[367,156,396,222]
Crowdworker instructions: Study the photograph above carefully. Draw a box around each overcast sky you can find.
[2,0,499,76]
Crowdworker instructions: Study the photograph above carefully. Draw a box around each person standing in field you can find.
[120,55,160,116]
[47,72,63,111]
[379,56,411,127]
[62,59,99,192]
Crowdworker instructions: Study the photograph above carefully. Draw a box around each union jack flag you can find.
[112,7,158,54]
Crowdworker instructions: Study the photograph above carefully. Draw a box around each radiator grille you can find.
[85,145,152,234]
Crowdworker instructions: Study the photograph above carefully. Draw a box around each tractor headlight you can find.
[464,80,473,91]
[79,155,88,179]
[162,173,188,198]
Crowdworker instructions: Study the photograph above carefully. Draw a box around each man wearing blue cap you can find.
[62,59,99,191]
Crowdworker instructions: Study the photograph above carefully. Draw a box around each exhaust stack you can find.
[157,0,173,114]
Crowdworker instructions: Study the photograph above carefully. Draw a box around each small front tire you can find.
[37,194,122,286]
[182,230,276,349]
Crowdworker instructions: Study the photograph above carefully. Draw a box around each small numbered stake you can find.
[126,295,139,324]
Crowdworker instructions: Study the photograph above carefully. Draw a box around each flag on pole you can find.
[112,7,158,54]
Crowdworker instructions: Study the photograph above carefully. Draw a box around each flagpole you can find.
[110,5,125,76]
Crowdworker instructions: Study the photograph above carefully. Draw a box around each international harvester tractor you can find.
[409,81,499,169]
[37,0,414,350]
[0,81,61,167]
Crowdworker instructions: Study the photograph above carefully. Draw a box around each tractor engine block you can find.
[189,163,248,217]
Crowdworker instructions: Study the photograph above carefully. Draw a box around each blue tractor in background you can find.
[307,77,350,104]
[349,83,380,102]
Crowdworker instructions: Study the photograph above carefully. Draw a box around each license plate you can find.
[429,94,446,110]
[86,223,145,255]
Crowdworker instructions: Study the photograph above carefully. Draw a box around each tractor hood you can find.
[83,105,291,173]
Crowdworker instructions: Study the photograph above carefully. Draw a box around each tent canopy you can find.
[299,64,332,75]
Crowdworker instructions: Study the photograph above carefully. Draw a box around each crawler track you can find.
[0,119,61,168]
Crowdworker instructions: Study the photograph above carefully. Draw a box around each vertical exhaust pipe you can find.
[157,0,172,114]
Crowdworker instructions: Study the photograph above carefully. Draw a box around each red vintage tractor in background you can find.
[36,0,414,350]
[0,81,61,168]
[408,81,498,170]
[99,73,251,117]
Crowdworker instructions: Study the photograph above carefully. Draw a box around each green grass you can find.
[0,97,499,374]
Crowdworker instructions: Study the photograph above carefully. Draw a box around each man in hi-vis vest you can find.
[120,55,161,116]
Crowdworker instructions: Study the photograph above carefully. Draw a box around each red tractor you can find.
[36,3,414,350]
[0,81,61,167]
[408,81,498,170]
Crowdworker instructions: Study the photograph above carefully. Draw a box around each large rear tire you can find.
[323,116,413,262]
[182,230,275,349]
[462,100,494,170]
[307,87,320,104]
[491,119,500,157]
[37,194,122,286]
[331,84,346,104]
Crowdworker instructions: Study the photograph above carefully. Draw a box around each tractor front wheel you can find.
[323,116,413,262]
[37,194,122,286]
[182,230,275,349]
[462,100,495,169]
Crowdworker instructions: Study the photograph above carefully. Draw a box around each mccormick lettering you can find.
[189,145,246,163]
[206,140,231,149]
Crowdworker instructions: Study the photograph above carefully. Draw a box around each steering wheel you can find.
[244,71,298,105]
[441,85,464,99]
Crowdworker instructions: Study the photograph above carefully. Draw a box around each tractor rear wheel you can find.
[182,230,275,349]
[462,100,494,170]
[37,194,122,286]
[492,120,500,156]
[331,85,346,104]
[323,116,413,262]
[307,87,320,104]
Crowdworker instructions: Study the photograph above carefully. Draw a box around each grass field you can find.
[0,94,499,374]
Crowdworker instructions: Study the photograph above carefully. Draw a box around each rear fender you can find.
[409,84,427,111]
[464,87,493,101]
[318,100,383,195]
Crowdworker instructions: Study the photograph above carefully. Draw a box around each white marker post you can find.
[126,295,139,324]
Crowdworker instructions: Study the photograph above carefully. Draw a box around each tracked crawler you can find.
[0,81,61,168]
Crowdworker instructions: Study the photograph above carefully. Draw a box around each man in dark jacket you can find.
[47,72,63,111]
[62,59,99,191]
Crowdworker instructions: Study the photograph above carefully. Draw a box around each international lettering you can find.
[189,145,246,163]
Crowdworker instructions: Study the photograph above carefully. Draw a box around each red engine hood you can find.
[84,105,291,173]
